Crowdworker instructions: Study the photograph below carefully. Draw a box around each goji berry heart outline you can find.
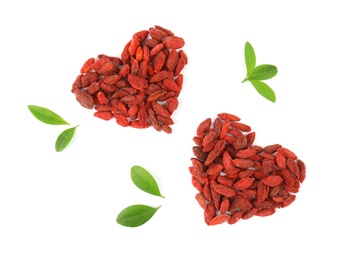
[71,25,188,134]
[190,113,306,226]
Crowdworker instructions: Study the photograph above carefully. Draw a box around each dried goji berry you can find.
[114,114,129,127]
[94,111,113,121]
[204,140,226,166]
[217,113,241,122]
[261,175,283,187]
[212,183,236,198]
[80,58,95,73]
[297,159,306,183]
[256,207,276,217]
[276,147,298,160]
[153,51,166,73]
[232,159,254,169]
[232,195,253,211]
[73,89,94,109]
[219,198,230,214]
[164,97,178,114]
[236,148,256,159]
[128,74,148,91]
[276,152,287,170]
[189,113,306,226]
[281,194,296,208]
[162,36,185,49]
[228,210,244,225]
[192,177,203,193]
[97,91,108,105]
[166,49,179,71]
[279,169,295,187]
[204,203,216,225]
[287,158,301,179]
[195,193,207,210]
[233,177,255,190]
[72,25,187,133]
[208,214,231,226]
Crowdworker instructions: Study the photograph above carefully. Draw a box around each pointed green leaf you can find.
[55,125,79,152]
[116,205,161,227]
[247,64,278,81]
[131,166,165,198]
[250,80,276,103]
[244,41,256,75]
[28,105,70,125]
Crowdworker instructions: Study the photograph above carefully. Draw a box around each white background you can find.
[1,0,357,259]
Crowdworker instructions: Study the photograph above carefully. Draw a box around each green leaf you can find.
[116,204,161,227]
[250,80,276,103]
[247,64,278,81]
[131,166,165,198]
[244,41,256,76]
[55,125,79,152]
[28,105,70,125]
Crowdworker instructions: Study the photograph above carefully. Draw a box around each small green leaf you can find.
[247,64,278,81]
[250,80,276,103]
[55,125,79,152]
[28,105,70,125]
[116,205,161,227]
[131,166,165,198]
[244,41,256,76]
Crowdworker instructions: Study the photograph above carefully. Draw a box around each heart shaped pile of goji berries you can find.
[190,113,306,225]
[71,25,187,134]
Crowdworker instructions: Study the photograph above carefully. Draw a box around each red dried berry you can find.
[71,25,187,133]
[189,113,306,226]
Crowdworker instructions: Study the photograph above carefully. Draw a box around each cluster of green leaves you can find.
[242,42,278,102]
[116,166,165,227]
[28,105,78,152]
